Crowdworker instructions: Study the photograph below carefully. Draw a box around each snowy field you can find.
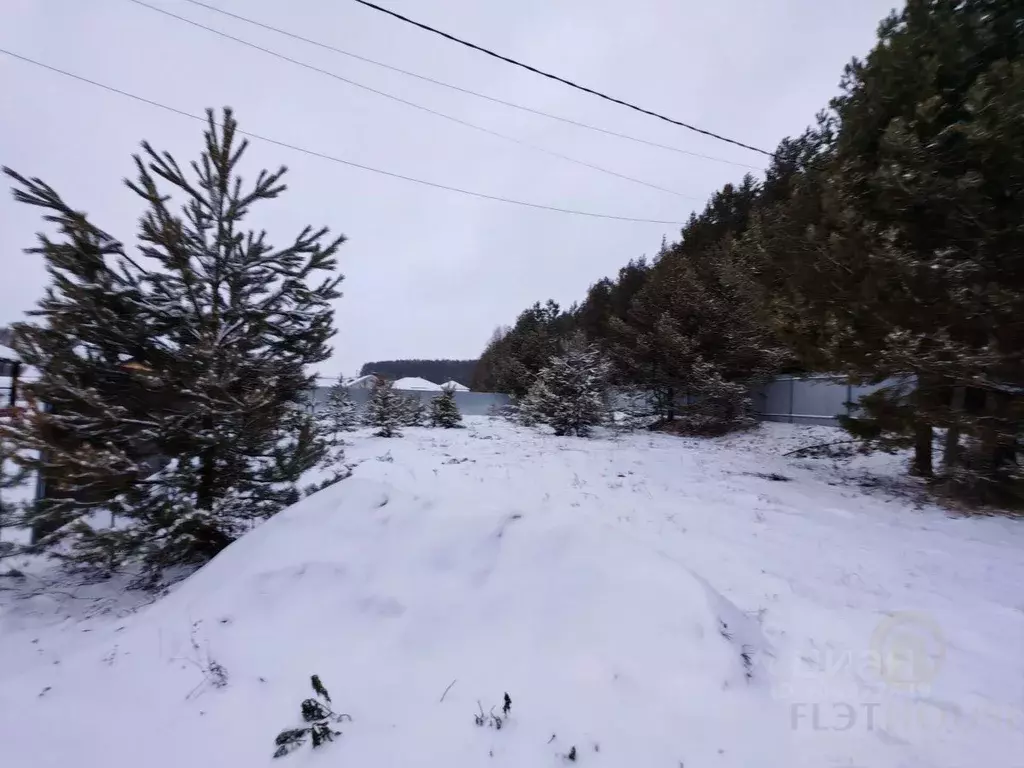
[1,419,1022,767]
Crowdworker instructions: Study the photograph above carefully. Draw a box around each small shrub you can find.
[183,623,229,699]
[273,675,351,759]
[718,619,732,641]
[740,645,754,680]
[473,692,512,729]
[745,471,792,482]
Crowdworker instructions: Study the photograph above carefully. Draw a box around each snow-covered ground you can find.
[1,420,1021,768]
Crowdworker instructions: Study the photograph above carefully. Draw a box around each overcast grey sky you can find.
[1,0,896,377]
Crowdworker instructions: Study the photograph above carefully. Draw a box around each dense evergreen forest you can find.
[474,0,1024,503]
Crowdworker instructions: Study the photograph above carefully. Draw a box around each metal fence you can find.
[751,375,893,426]
[308,386,511,417]
[309,377,891,426]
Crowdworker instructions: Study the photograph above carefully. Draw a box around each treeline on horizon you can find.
[359,359,477,386]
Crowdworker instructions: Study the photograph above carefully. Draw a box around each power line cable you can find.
[180,0,763,173]
[350,0,776,159]
[0,49,686,225]
[128,0,696,200]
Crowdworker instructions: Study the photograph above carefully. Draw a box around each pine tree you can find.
[321,378,359,435]
[364,379,403,437]
[399,394,427,427]
[605,189,783,433]
[315,376,357,473]
[2,108,344,576]
[522,337,609,437]
[0,170,180,550]
[0,432,29,548]
[429,385,463,428]
[820,0,1024,491]
[472,301,574,397]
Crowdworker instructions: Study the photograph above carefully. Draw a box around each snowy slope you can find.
[0,420,1021,768]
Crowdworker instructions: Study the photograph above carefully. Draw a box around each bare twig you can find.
[783,438,861,457]
[439,678,457,703]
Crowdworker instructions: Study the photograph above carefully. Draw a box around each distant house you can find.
[440,380,469,392]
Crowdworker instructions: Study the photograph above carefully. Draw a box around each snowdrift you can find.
[0,481,785,767]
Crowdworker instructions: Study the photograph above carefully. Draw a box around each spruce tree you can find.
[2,108,344,575]
[429,385,463,428]
[0,432,29,548]
[316,376,357,473]
[522,337,609,437]
[364,379,403,437]
[399,394,427,427]
[321,378,359,435]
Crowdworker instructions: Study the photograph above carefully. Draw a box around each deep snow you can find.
[0,420,1021,768]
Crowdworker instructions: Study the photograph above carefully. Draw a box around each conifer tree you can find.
[472,301,574,396]
[316,377,357,473]
[399,394,427,427]
[821,0,1024,489]
[605,186,783,432]
[364,379,403,437]
[522,337,609,437]
[321,378,359,434]
[2,108,344,575]
[0,432,29,547]
[429,385,463,428]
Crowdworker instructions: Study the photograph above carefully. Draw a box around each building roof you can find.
[393,377,443,391]
[343,375,379,389]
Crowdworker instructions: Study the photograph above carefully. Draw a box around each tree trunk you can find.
[976,388,1001,483]
[196,415,216,511]
[911,421,933,478]
[942,386,966,474]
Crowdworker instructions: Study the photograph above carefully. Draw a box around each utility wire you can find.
[0,49,686,225]
[350,0,776,159]
[128,0,695,200]
[180,0,763,173]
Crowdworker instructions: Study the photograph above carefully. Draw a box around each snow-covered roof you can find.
[342,375,379,389]
[393,377,442,391]
[440,380,469,391]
